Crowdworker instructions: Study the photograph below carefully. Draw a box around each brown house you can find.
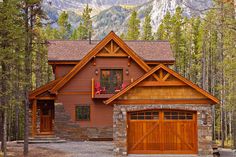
[29,32,219,156]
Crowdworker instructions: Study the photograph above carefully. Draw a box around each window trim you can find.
[164,111,193,120]
[75,105,90,121]
[129,110,160,120]
[100,68,124,94]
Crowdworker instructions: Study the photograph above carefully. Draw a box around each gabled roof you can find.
[29,78,62,99]
[48,40,175,62]
[49,31,162,94]
[104,64,219,105]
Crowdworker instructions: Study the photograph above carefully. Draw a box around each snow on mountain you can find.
[150,0,212,31]
[42,0,213,39]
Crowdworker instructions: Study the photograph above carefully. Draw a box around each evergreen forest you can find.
[0,0,235,156]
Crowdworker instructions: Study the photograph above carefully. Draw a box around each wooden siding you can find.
[119,86,206,100]
[55,65,74,79]
[59,58,144,93]
[56,57,145,127]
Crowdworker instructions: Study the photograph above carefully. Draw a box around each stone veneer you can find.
[29,107,41,136]
[113,104,213,157]
[54,103,113,140]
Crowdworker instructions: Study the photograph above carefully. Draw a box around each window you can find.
[76,105,90,121]
[164,111,193,120]
[100,69,123,94]
[130,111,159,120]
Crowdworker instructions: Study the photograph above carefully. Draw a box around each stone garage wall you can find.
[113,104,213,157]
[54,103,113,140]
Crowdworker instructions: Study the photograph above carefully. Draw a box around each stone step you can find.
[17,139,66,144]
[29,137,60,141]
[17,136,66,144]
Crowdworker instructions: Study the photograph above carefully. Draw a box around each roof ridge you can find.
[47,40,170,42]
[47,39,100,42]
[124,40,169,42]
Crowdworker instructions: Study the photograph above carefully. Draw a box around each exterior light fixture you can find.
[118,111,123,120]
[126,69,129,75]
[95,69,98,75]
[202,111,207,125]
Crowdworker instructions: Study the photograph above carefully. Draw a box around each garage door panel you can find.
[128,110,197,154]
[128,121,161,152]
[163,121,195,151]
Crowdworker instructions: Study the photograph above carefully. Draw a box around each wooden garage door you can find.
[127,110,197,154]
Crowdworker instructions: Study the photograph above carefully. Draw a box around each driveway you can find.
[34,142,236,157]
[34,141,113,157]
[5,141,236,157]
[219,148,236,157]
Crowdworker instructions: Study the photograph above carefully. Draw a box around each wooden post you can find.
[159,69,163,80]
[92,78,94,98]
[32,99,37,137]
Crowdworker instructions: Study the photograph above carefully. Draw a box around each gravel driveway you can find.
[34,141,113,157]
[15,142,235,157]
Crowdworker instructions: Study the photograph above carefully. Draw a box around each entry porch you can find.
[30,99,55,137]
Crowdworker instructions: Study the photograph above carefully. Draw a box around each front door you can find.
[40,103,53,133]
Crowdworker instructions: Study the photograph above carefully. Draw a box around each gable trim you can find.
[49,31,160,94]
[104,64,219,105]
[29,78,62,99]
[113,99,214,104]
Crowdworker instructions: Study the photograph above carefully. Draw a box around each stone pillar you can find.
[197,108,213,156]
[113,105,128,156]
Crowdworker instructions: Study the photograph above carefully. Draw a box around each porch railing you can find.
[91,78,131,98]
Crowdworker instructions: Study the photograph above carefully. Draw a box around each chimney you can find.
[89,31,91,44]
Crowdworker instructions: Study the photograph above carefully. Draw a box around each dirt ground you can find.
[2,142,69,157]
[1,141,235,157]
[2,141,113,157]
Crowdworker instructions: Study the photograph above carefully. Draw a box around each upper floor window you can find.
[100,69,123,94]
[76,105,90,121]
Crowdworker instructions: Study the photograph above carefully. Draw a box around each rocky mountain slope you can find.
[43,0,212,39]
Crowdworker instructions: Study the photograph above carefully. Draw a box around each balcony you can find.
[91,78,131,98]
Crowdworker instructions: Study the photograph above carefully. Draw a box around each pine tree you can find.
[127,10,140,40]
[158,11,172,40]
[120,33,126,40]
[142,14,153,40]
[0,0,24,156]
[70,29,78,40]
[77,22,88,39]
[156,23,165,40]
[22,0,46,155]
[71,4,92,40]
[169,7,184,72]
[58,11,71,39]
[81,4,92,39]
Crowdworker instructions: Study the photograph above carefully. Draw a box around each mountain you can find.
[149,0,212,31]
[92,1,153,39]
[42,0,212,39]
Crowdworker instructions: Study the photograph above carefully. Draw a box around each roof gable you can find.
[96,39,128,57]
[49,31,161,94]
[104,64,219,105]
